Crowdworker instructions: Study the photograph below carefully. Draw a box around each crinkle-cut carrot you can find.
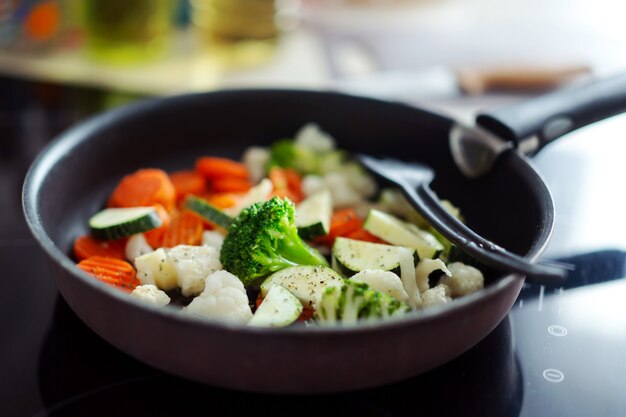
[210,177,252,193]
[268,166,288,190]
[196,157,249,180]
[144,204,171,248]
[76,256,139,292]
[169,170,206,201]
[205,192,239,209]
[108,168,176,211]
[73,235,126,261]
[284,168,304,202]
[160,210,204,248]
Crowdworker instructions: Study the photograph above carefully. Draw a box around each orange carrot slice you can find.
[196,157,249,180]
[284,168,304,202]
[144,204,171,248]
[344,228,386,244]
[160,210,204,248]
[108,168,176,211]
[169,170,206,201]
[210,177,253,193]
[205,193,239,209]
[316,208,363,246]
[76,256,139,292]
[73,235,126,261]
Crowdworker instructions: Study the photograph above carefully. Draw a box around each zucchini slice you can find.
[89,207,162,240]
[295,190,332,240]
[331,237,417,277]
[248,284,303,327]
[260,265,343,309]
[363,209,444,260]
[184,195,233,229]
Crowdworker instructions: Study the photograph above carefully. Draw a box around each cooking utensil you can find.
[22,75,626,393]
[357,154,567,285]
[451,71,626,178]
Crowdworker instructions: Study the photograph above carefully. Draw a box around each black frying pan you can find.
[22,73,626,393]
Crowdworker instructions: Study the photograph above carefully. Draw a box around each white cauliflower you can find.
[168,245,222,297]
[302,174,327,198]
[324,172,363,208]
[420,284,452,308]
[294,123,336,152]
[130,284,171,307]
[242,146,270,184]
[439,262,484,297]
[135,248,178,290]
[202,230,225,252]
[184,270,253,324]
[415,258,451,293]
[125,233,153,264]
[351,269,409,302]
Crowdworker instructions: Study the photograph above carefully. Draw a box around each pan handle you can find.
[475,72,626,153]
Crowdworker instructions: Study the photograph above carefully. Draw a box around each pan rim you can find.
[22,88,554,337]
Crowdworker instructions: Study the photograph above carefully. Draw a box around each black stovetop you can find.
[1,77,625,417]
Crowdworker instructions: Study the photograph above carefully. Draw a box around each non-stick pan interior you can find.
[29,89,550,283]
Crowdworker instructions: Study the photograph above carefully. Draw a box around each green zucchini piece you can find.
[89,207,162,240]
[248,284,303,327]
[364,209,444,260]
[184,195,233,229]
[331,237,417,277]
[260,265,343,310]
[295,190,332,240]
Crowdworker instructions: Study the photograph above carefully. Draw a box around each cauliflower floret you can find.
[415,258,451,293]
[135,248,178,290]
[242,146,270,184]
[351,269,409,302]
[439,262,484,297]
[130,284,171,307]
[294,123,336,152]
[342,164,377,199]
[302,174,327,198]
[420,284,452,308]
[202,230,225,252]
[324,172,363,208]
[125,233,153,264]
[167,245,222,297]
[184,270,253,324]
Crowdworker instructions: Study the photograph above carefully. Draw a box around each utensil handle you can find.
[476,72,626,151]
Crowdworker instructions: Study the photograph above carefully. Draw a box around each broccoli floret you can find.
[267,139,320,175]
[220,197,328,285]
[315,280,410,326]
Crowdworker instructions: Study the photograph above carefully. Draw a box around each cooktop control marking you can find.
[543,368,565,383]
[548,324,568,337]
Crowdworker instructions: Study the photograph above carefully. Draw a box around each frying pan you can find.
[22,73,626,393]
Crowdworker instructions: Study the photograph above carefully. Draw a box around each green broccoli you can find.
[315,280,410,326]
[220,196,328,285]
[267,139,319,175]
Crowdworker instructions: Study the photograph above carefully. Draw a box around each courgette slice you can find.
[295,190,332,240]
[184,195,233,229]
[89,207,162,240]
[260,265,343,309]
[331,237,417,277]
[364,209,444,260]
[248,284,303,327]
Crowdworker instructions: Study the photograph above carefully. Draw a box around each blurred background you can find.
[1,0,626,115]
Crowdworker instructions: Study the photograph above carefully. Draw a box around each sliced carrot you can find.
[108,168,176,211]
[73,235,126,261]
[344,228,386,244]
[297,308,315,322]
[205,192,239,209]
[284,168,304,202]
[269,167,302,203]
[268,166,288,190]
[76,256,139,292]
[144,204,171,248]
[316,208,363,246]
[210,177,252,193]
[169,170,206,201]
[160,210,204,248]
[196,157,249,180]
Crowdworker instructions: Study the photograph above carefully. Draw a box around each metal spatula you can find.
[358,154,568,286]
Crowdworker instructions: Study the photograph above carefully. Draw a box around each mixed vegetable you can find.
[73,124,485,327]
